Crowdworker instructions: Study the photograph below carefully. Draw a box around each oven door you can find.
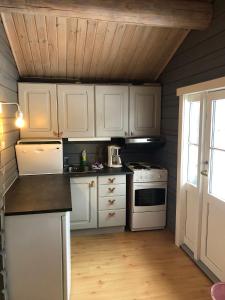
[132,182,167,213]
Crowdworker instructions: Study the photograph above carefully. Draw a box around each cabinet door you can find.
[129,86,161,136]
[18,83,58,138]
[95,85,128,137]
[5,213,64,300]
[58,85,95,138]
[70,177,97,230]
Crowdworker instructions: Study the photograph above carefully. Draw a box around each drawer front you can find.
[98,175,126,185]
[70,176,97,184]
[98,184,126,197]
[98,209,126,228]
[98,196,126,211]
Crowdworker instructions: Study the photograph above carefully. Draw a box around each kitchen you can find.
[0,1,225,300]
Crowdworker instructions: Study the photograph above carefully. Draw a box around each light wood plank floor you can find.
[70,230,211,300]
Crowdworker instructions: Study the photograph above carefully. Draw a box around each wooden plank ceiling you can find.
[1,13,190,82]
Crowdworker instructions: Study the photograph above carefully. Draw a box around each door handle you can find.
[201,170,208,176]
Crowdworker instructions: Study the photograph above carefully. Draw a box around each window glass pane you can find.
[209,149,225,201]
[212,99,225,149]
[187,144,199,186]
[189,101,200,144]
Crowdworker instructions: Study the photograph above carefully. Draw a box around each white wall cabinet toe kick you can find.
[70,175,126,230]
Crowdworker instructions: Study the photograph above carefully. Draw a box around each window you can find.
[209,99,225,201]
[184,98,201,186]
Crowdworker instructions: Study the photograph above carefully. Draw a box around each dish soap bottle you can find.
[81,149,87,167]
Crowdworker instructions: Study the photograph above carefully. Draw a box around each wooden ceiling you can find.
[1,13,189,81]
[0,1,213,82]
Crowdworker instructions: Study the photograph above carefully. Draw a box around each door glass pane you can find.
[212,99,225,149]
[189,101,200,144]
[187,144,198,186]
[209,149,225,201]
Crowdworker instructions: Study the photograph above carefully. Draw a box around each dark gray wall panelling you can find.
[159,0,225,231]
[63,140,163,167]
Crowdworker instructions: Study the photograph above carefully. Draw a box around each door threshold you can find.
[181,243,219,283]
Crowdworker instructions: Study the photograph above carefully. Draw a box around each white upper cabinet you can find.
[18,83,58,138]
[129,86,161,136]
[95,85,129,137]
[57,85,95,138]
[18,83,161,139]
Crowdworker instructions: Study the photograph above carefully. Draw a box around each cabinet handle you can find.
[108,187,115,193]
[124,131,127,136]
[58,131,63,138]
[108,199,116,205]
[53,131,58,137]
[108,212,116,217]
[89,180,95,188]
[131,131,133,136]
[108,178,115,183]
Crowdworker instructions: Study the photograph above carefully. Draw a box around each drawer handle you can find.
[89,180,95,188]
[108,212,116,217]
[108,199,116,205]
[108,178,115,183]
[108,187,115,193]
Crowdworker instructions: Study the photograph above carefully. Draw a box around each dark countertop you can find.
[5,174,72,216]
[66,165,133,177]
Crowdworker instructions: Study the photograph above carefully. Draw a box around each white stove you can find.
[128,162,167,182]
[127,162,168,231]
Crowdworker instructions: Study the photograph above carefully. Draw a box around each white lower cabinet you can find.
[5,212,71,300]
[70,177,97,230]
[70,175,126,230]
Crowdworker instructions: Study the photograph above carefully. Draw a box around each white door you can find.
[200,90,225,281]
[129,86,161,136]
[181,94,203,253]
[70,177,97,230]
[57,85,95,138]
[95,85,129,137]
[18,83,58,138]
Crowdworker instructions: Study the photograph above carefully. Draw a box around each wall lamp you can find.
[0,102,25,128]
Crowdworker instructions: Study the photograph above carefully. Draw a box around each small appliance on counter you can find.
[15,139,63,175]
[107,145,122,168]
[127,162,168,231]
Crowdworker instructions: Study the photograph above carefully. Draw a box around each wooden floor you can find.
[70,230,211,300]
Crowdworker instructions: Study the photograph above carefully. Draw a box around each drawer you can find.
[98,184,126,197]
[98,209,126,228]
[98,196,126,211]
[70,176,97,184]
[98,175,126,185]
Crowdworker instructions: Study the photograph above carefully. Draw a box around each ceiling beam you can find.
[0,0,213,30]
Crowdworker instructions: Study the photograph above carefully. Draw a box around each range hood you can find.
[125,136,164,144]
